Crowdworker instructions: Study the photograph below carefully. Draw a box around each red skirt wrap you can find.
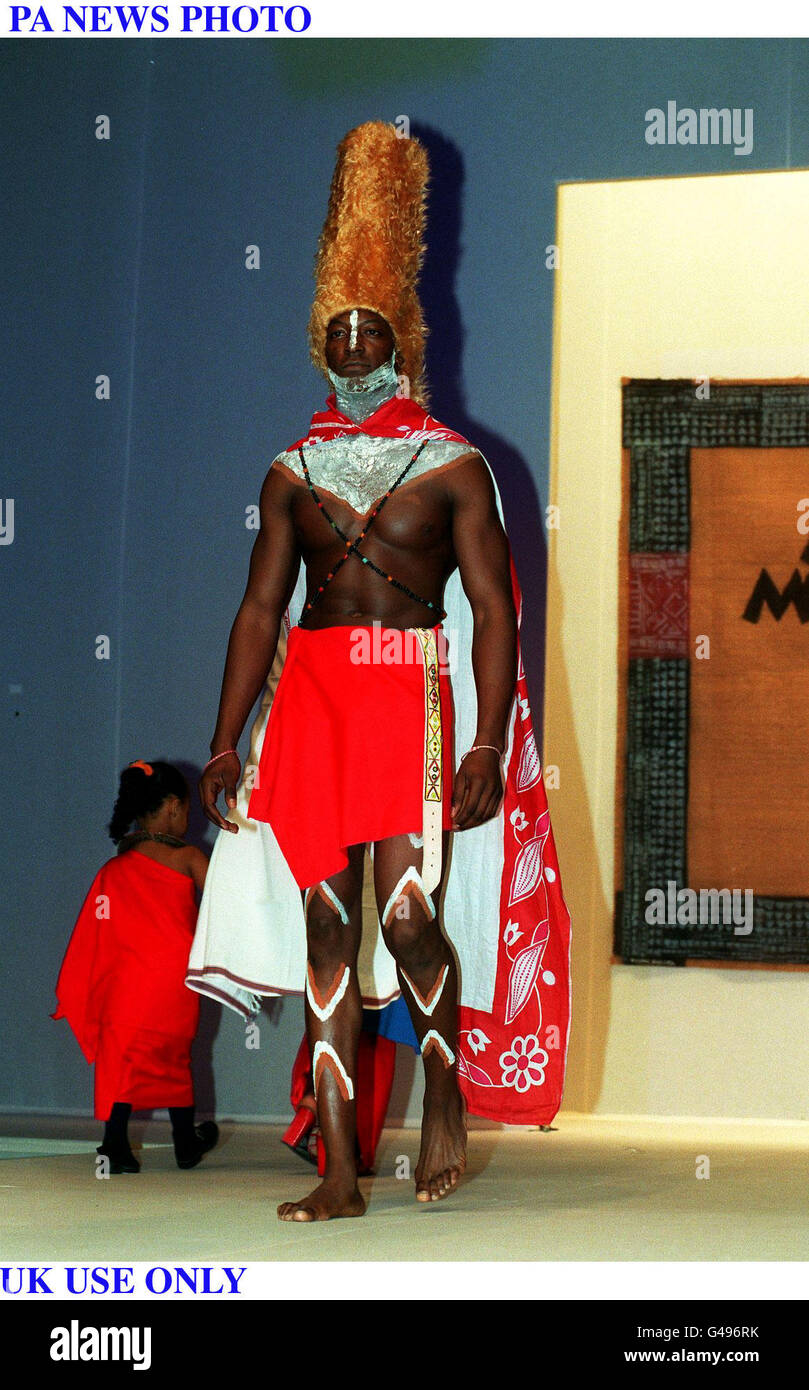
[247,623,454,889]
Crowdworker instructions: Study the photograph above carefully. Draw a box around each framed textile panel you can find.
[615,379,809,965]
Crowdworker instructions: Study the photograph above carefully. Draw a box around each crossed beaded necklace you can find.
[297,441,445,619]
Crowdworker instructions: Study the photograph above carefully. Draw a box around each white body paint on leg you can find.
[421,1029,455,1067]
[306,963,351,1022]
[313,1040,355,1101]
[305,881,349,925]
[381,866,436,929]
[400,962,449,1016]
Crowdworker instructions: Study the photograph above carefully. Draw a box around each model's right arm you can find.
[200,466,300,832]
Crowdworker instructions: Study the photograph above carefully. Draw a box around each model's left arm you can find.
[447,453,518,830]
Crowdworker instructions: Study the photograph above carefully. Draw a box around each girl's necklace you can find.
[118,829,186,854]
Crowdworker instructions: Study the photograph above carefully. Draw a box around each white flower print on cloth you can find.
[468,1028,492,1056]
[499,1035,549,1092]
[503,919,522,948]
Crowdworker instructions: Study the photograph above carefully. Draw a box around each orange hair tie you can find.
[128,760,154,775]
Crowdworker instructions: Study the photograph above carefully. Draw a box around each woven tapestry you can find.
[616,380,809,965]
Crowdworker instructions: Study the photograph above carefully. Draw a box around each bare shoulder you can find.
[184,845,209,869]
[443,450,496,506]
[260,455,302,511]
[178,844,209,891]
[173,843,208,870]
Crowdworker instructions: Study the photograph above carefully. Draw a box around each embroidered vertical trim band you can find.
[414,627,443,895]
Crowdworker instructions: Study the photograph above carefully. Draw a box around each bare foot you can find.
[415,1088,467,1203]
[277,1178,366,1223]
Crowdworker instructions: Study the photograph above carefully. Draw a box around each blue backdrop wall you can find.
[3,36,806,1119]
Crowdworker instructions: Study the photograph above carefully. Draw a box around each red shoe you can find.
[282,1106,316,1162]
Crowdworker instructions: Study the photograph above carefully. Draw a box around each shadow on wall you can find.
[542,522,612,1113]
[414,122,549,730]
[417,128,608,1113]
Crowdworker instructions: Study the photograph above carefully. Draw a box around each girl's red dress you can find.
[53,849,200,1120]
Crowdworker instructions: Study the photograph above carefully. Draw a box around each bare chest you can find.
[292,474,453,557]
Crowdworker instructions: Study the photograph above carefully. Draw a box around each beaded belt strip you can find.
[297,442,445,618]
[414,626,444,894]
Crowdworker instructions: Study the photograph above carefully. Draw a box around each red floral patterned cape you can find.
[456,557,571,1125]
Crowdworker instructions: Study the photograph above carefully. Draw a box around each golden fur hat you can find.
[308,121,430,406]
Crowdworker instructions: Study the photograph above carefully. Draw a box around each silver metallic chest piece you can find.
[274,434,473,516]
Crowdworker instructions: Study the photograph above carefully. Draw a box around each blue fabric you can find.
[362,995,418,1052]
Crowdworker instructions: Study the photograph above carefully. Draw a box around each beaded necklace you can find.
[117,829,187,855]
[297,441,445,619]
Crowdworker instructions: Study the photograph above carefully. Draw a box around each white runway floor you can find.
[2,1112,808,1263]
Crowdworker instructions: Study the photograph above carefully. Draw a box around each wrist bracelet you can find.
[204,749,239,773]
[460,743,504,762]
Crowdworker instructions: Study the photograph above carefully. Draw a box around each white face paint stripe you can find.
[313,1041,355,1101]
[381,866,436,929]
[421,1030,455,1067]
[400,963,448,1017]
[306,963,350,1022]
[349,309,359,350]
[305,882,349,926]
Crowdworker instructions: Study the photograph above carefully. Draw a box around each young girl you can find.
[53,760,217,1173]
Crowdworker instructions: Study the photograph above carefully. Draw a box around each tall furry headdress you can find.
[308,121,430,406]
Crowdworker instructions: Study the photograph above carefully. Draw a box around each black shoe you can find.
[175,1121,219,1170]
[96,1144,140,1174]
